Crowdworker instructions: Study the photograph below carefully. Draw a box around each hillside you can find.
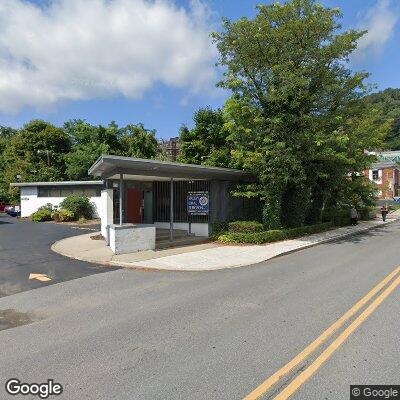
[363,88,400,150]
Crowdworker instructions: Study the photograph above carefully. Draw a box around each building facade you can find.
[11,181,104,218]
[158,137,180,161]
[365,161,400,199]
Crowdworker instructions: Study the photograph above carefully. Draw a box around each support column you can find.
[119,173,124,226]
[101,188,113,243]
[169,177,174,241]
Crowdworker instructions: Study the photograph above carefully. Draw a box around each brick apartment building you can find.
[365,161,400,199]
[158,137,180,161]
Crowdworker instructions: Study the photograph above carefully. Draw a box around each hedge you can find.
[218,222,333,244]
[228,220,264,233]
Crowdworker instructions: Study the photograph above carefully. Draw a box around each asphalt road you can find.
[0,217,399,399]
[0,214,116,297]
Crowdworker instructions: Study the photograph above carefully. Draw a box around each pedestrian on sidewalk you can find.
[350,206,358,226]
[381,204,389,222]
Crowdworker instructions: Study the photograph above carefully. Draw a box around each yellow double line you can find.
[244,266,400,400]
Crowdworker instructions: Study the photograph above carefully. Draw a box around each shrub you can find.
[77,216,87,224]
[358,206,375,221]
[211,221,229,236]
[52,209,75,222]
[321,208,351,226]
[31,208,52,222]
[39,203,54,212]
[217,222,333,244]
[228,220,264,233]
[60,195,93,219]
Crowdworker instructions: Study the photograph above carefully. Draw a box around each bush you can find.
[77,216,87,224]
[358,206,375,221]
[321,208,351,226]
[39,203,54,212]
[31,208,52,222]
[52,209,75,222]
[217,222,333,244]
[211,221,229,237]
[228,220,264,233]
[60,195,93,219]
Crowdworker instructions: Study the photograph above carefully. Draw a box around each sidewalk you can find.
[52,212,400,271]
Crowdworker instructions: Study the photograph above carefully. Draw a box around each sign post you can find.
[187,191,209,235]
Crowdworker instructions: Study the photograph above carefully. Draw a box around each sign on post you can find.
[187,191,209,215]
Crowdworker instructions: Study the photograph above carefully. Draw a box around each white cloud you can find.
[0,0,217,113]
[353,0,399,61]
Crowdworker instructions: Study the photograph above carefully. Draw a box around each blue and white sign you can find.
[187,191,209,215]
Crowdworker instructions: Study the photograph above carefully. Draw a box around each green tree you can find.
[0,126,18,202]
[65,120,158,180]
[64,120,122,180]
[120,124,159,159]
[178,107,231,167]
[2,120,71,200]
[213,0,386,228]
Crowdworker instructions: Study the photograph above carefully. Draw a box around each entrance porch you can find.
[89,155,253,254]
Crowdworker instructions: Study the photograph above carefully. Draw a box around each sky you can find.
[0,0,399,139]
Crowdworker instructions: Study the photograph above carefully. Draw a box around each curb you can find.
[268,218,397,262]
[51,217,398,272]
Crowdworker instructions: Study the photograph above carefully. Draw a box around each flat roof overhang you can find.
[11,180,104,188]
[88,155,253,182]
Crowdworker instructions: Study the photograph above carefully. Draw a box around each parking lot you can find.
[0,214,118,297]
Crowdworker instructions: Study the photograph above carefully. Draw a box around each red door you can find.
[126,189,142,223]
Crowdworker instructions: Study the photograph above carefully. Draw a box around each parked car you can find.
[5,205,21,217]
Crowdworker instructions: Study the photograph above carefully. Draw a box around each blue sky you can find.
[0,0,399,138]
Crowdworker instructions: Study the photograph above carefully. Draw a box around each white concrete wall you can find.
[109,224,156,254]
[154,222,209,237]
[20,187,102,218]
[100,189,114,240]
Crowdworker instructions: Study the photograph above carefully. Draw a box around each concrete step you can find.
[156,236,210,250]
[156,229,193,240]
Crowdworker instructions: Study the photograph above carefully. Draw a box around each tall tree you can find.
[178,107,231,167]
[0,126,18,202]
[65,120,159,180]
[64,120,123,180]
[120,124,159,159]
[213,0,387,228]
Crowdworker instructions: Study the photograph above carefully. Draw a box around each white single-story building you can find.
[10,181,104,218]
[12,155,257,255]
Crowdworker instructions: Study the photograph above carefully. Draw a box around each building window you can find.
[372,170,379,181]
[60,188,73,197]
[38,186,101,197]
[38,187,49,197]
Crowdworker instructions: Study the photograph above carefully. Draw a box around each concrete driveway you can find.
[0,214,118,297]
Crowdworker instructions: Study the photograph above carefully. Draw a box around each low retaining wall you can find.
[109,224,156,254]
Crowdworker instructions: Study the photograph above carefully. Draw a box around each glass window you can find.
[50,188,61,197]
[372,170,379,180]
[72,188,84,195]
[38,187,49,197]
[84,188,96,197]
[61,188,73,197]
